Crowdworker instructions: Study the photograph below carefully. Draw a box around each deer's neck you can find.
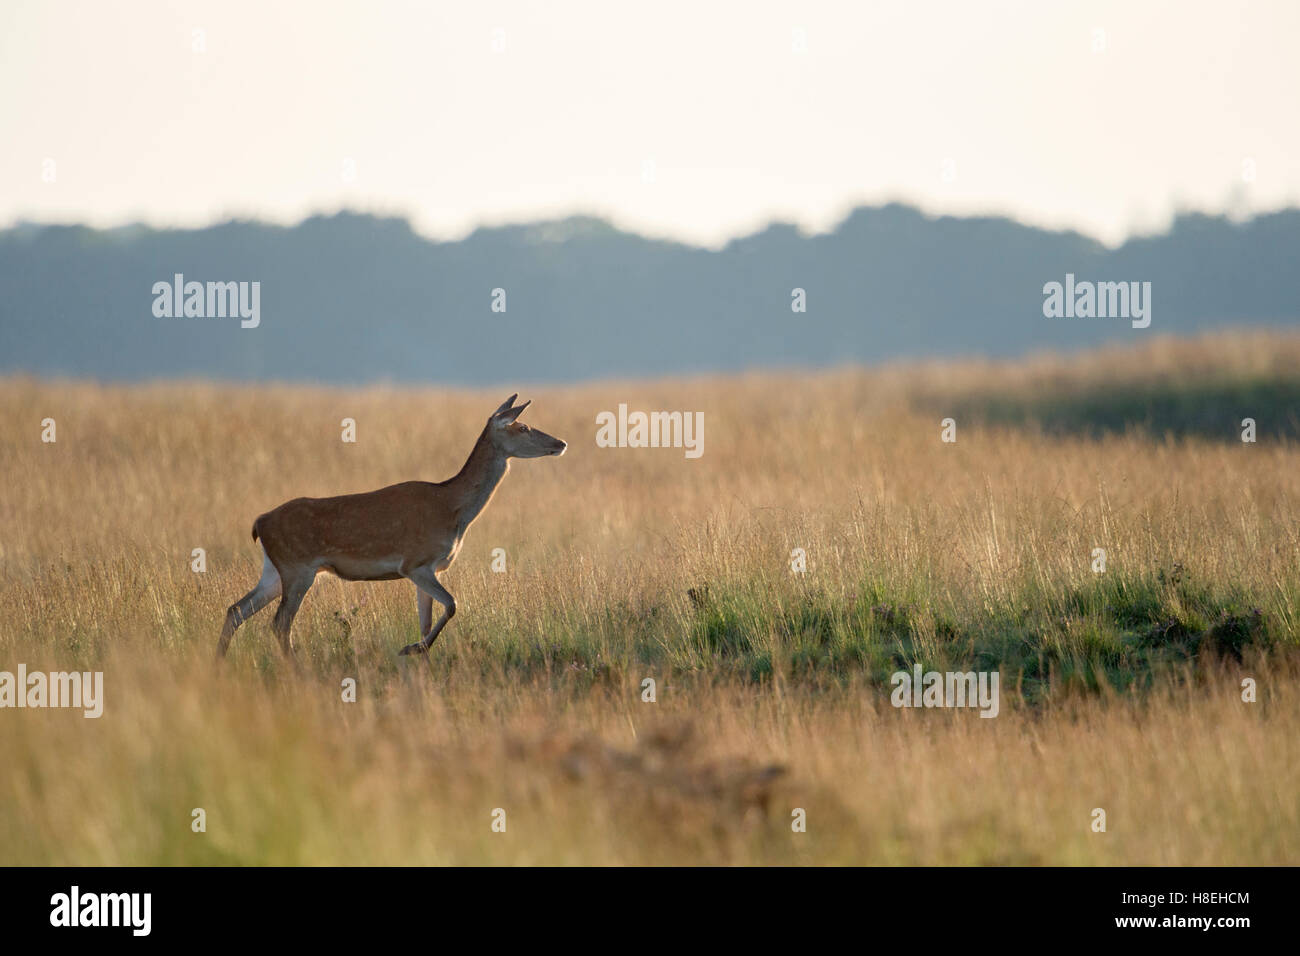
[446,428,509,530]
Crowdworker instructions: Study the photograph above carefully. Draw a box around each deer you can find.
[217,394,566,662]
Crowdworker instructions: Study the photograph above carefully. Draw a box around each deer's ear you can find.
[500,399,531,423]
[491,393,519,418]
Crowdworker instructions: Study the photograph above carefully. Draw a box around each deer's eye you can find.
[519,424,530,432]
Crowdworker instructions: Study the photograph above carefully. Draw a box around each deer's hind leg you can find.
[217,547,282,658]
[270,568,315,661]
[416,589,433,642]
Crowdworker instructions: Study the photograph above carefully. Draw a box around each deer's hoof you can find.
[398,642,427,656]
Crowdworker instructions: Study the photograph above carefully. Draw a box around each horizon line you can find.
[5,192,1297,253]
[6,326,1297,394]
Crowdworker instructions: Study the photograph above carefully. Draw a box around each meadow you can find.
[1,330,1298,864]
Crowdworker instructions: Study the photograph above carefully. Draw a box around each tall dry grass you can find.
[1,330,1298,864]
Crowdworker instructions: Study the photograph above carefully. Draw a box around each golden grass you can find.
[1,330,1298,864]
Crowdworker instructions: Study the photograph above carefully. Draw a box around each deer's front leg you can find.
[399,567,456,656]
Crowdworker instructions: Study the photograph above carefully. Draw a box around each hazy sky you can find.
[2,0,1297,247]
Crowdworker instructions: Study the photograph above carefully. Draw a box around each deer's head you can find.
[487,394,567,458]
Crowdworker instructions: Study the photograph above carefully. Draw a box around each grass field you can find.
[2,330,1299,864]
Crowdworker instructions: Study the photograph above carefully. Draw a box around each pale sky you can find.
[2,0,1297,247]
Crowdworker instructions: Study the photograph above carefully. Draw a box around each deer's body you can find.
[254,476,495,581]
[217,395,565,661]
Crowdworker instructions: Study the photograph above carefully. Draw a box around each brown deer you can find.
[217,395,566,660]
